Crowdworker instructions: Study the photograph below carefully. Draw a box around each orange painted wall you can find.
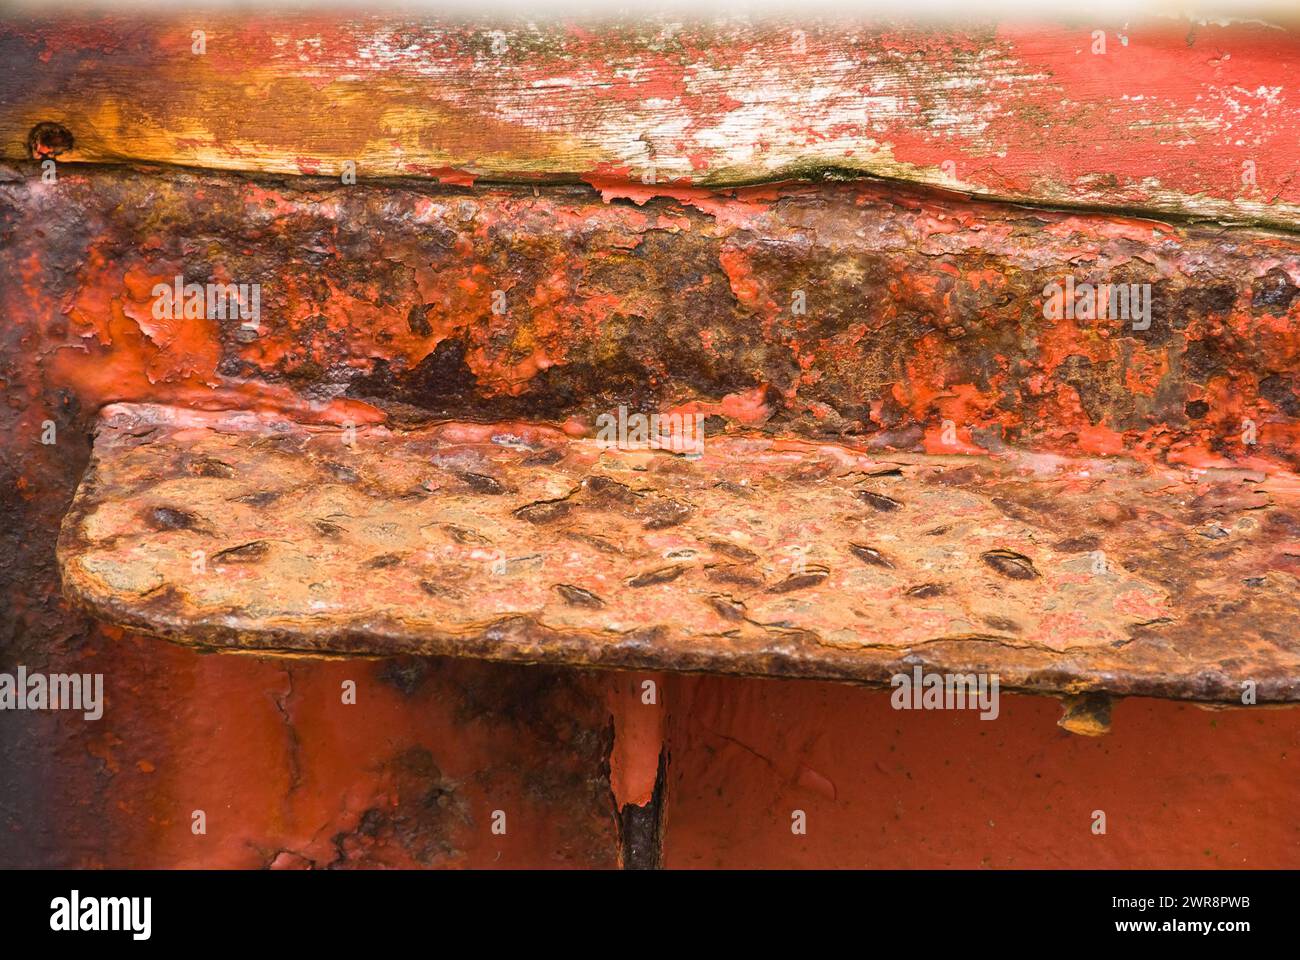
[660,676,1300,868]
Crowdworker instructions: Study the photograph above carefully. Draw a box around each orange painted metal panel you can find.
[661,677,1300,868]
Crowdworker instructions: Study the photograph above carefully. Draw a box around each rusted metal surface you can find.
[57,642,621,869]
[0,166,656,869]
[57,402,1300,701]
[660,677,1300,868]
[4,165,1300,476]
[1057,692,1114,737]
[3,15,1300,227]
[4,12,1300,871]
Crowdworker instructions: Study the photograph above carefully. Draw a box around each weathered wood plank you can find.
[2,14,1299,225]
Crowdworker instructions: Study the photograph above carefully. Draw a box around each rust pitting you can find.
[849,544,893,568]
[53,402,1300,703]
[981,549,1040,580]
[5,164,1299,474]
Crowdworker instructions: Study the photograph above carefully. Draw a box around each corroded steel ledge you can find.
[58,403,1300,702]
[4,166,1299,476]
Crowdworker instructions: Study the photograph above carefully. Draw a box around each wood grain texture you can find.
[2,14,1299,226]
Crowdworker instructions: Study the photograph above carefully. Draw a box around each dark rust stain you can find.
[906,583,946,599]
[707,595,747,621]
[704,564,765,588]
[555,583,605,608]
[187,456,236,478]
[1054,535,1101,553]
[212,540,270,564]
[857,490,902,512]
[458,471,505,495]
[514,499,574,524]
[768,566,830,592]
[626,565,687,588]
[638,497,693,530]
[981,549,1040,580]
[703,539,759,563]
[849,543,893,568]
[147,506,201,531]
